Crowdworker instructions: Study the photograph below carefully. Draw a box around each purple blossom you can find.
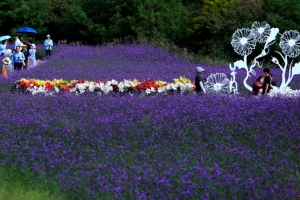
[0,44,299,199]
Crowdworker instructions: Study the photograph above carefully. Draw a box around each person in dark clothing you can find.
[26,36,34,50]
[269,73,277,88]
[195,66,207,94]
[21,46,29,69]
[262,68,271,95]
[252,76,264,95]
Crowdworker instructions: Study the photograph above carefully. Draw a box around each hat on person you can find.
[195,66,206,73]
[46,34,50,37]
[2,57,12,65]
[31,44,36,49]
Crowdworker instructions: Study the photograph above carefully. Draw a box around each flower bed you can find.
[14,76,195,95]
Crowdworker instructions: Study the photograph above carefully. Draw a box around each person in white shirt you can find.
[14,36,23,50]
[44,34,53,56]
[29,44,37,69]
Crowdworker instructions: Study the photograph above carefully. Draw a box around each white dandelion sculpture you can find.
[230,21,279,92]
[271,30,300,89]
[205,73,230,94]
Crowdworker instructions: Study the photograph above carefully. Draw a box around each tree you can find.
[0,0,50,37]
[129,0,191,44]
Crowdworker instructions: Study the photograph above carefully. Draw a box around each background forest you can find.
[0,0,300,60]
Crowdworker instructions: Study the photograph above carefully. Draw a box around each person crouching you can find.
[195,66,207,94]
[252,76,264,96]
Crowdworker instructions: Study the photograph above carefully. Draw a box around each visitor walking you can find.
[44,34,53,56]
[13,36,23,50]
[26,36,34,50]
[29,44,36,69]
[21,45,29,69]
[12,46,25,70]
[262,68,271,95]
[252,76,264,95]
[195,66,207,94]
[2,57,14,75]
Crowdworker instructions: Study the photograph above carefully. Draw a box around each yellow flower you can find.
[21,78,29,83]
[133,79,139,84]
[174,76,191,84]
[155,80,164,87]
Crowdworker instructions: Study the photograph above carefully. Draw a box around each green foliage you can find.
[0,0,50,36]
[129,0,191,43]
[264,0,300,30]
[0,0,299,60]
[0,164,65,200]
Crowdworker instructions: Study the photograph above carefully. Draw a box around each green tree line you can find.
[0,0,299,59]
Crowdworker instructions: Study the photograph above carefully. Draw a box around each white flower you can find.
[145,89,151,95]
[150,87,156,93]
[123,80,131,87]
[268,86,300,98]
[102,85,113,94]
[231,28,257,56]
[205,73,230,94]
[157,86,166,93]
[251,21,271,43]
[110,79,118,85]
[37,86,45,93]
[88,83,95,92]
[54,86,59,93]
[279,30,300,58]
[118,82,125,92]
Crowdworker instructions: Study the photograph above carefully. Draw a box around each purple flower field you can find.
[0,45,300,199]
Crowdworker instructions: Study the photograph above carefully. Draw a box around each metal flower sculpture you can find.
[205,73,230,94]
[279,30,300,58]
[231,28,257,56]
[251,21,271,43]
[270,30,300,89]
[229,64,238,95]
[229,21,278,92]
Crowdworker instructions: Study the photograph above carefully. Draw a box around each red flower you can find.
[45,82,53,90]
[61,85,70,93]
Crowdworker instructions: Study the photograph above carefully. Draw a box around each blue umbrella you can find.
[16,26,37,34]
[0,35,11,41]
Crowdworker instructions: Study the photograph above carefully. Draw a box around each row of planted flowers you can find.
[14,76,196,95]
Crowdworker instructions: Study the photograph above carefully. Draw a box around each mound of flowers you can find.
[14,76,195,95]
[268,86,300,98]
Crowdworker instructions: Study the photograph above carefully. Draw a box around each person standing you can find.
[12,46,25,70]
[2,57,14,75]
[195,66,207,94]
[26,36,34,50]
[21,45,29,69]
[14,36,23,50]
[44,34,53,56]
[29,44,37,69]
[262,68,271,95]
[0,40,7,55]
